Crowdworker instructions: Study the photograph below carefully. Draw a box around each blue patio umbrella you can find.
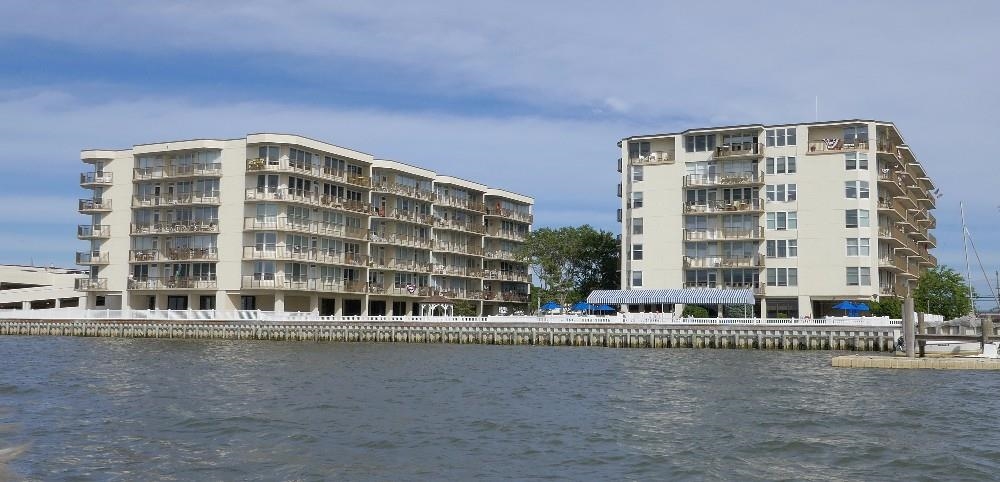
[852,302,870,312]
[540,301,561,311]
[832,300,857,316]
[571,301,592,312]
[595,304,615,312]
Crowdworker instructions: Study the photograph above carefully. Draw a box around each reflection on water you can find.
[2,337,1000,480]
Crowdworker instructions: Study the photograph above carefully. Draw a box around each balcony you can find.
[132,192,220,207]
[713,142,763,160]
[366,284,435,296]
[683,171,764,188]
[431,265,485,278]
[244,188,372,215]
[240,276,368,293]
[372,180,437,202]
[77,224,110,239]
[242,246,370,267]
[80,172,113,186]
[128,276,218,290]
[879,285,897,297]
[485,227,526,242]
[630,151,674,166]
[806,138,869,154]
[243,218,369,241]
[370,232,433,249]
[878,255,909,273]
[485,250,520,261]
[131,220,219,235]
[78,198,112,213]
[478,290,529,302]
[484,206,533,224]
[877,198,905,221]
[682,282,765,296]
[130,248,219,262]
[434,241,484,257]
[134,163,222,180]
[877,170,905,196]
[75,278,108,291]
[683,255,763,269]
[683,198,763,214]
[434,218,486,235]
[923,231,937,247]
[75,251,109,265]
[683,227,764,241]
[483,269,530,283]
[373,208,435,226]
[246,158,371,189]
[369,258,434,273]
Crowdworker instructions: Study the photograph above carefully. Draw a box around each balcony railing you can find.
[483,269,530,283]
[243,218,368,240]
[373,208,434,225]
[131,220,219,235]
[132,192,220,207]
[630,151,674,165]
[485,228,526,242]
[683,227,764,241]
[437,195,486,213]
[683,198,763,214]
[485,250,520,261]
[75,251,109,265]
[924,231,937,247]
[133,163,222,180]
[241,247,370,267]
[713,142,763,159]
[683,171,764,188]
[682,282,764,296]
[75,278,108,291]
[128,276,218,290]
[807,138,869,154]
[240,276,368,293]
[433,241,484,256]
[78,198,112,212]
[80,172,113,186]
[370,232,433,249]
[683,255,763,268]
[77,224,110,239]
[372,180,437,202]
[244,188,372,214]
[433,218,486,235]
[484,207,533,224]
[246,158,371,188]
[431,265,485,278]
[369,258,434,273]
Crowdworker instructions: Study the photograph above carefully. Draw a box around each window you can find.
[632,270,643,287]
[684,134,716,152]
[843,126,869,145]
[765,157,796,174]
[766,239,798,258]
[845,209,870,228]
[632,218,643,235]
[632,243,643,260]
[632,165,644,182]
[766,211,798,230]
[845,181,870,199]
[846,267,872,286]
[766,128,796,147]
[632,191,643,208]
[766,268,798,286]
[627,141,651,160]
[845,152,869,170]
[846,238,870,256]
[766,184,797,202]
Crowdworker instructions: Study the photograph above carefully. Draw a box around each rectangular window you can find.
[765,156,797,174]
[845,152,869,170]
[845,209,870,228]
[684,134,716,152]
[766,239,798,258]
[632,243,643,260]
[846,267,872,286]
[765,128,796,147]
[632,166,644,182]
[845,181,870,199]
[766,268,798,286]
[843,126,869,145]
[766,211,798,230]
[632,191,643,208]
[632,217,643,235]
[766,184,797,202]
[632,270,643,287]
[846,238,871,256]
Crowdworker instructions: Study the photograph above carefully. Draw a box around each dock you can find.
[832,355,1000,370]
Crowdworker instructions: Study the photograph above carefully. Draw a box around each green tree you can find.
[453,299,478,317]
[517,225,619,308]
[870,297,902,318]
[682,305,710,318]
[913,266,974,319]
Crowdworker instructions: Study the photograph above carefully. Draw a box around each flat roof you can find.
[621,118,891,142]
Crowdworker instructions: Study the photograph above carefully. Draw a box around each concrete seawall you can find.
[0,320,899,351]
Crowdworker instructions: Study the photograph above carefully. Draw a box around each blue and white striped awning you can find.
[586,288,755,305]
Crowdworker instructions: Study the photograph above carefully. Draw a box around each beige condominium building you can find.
[617,119,936,318]
[77,134,533,315]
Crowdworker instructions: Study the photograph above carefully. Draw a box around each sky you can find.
[0,1,997,306]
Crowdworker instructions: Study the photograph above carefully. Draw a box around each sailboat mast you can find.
[960,201,975,316]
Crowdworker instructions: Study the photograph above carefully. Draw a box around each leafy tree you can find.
[913,266,974,319]
[682,305,710,318]
[453,299,478,317]
[517,225,619,307]
[870,297,902,318]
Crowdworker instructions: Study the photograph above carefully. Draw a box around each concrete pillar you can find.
[716,303,722,318]
[361,295,369,316]
[55,298,62,308]
[917,312,925,335]
[309,295,319,313]
[798,296,812,319]
[760,298,767,321]
[675,303,685,317]
[21,301,30,310]
[274,292,285,312]
[903,296,915,358]
[334,298,343,317]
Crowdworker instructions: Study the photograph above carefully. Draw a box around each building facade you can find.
[618,120,936,318]
[0,265,84,310]
[77,134,532,315]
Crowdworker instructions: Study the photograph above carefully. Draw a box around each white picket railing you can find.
[0,308,901,327]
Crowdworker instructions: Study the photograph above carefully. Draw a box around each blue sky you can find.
[0,1,998,306]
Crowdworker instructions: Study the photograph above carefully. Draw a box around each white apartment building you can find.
[618,120,936,318]
[77,134,532,315]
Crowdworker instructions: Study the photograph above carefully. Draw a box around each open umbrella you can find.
[852,302,870,312]
[596,304,615,312]
[832,300,855,316]
[571,301,591,312]
[540,301,560,311]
